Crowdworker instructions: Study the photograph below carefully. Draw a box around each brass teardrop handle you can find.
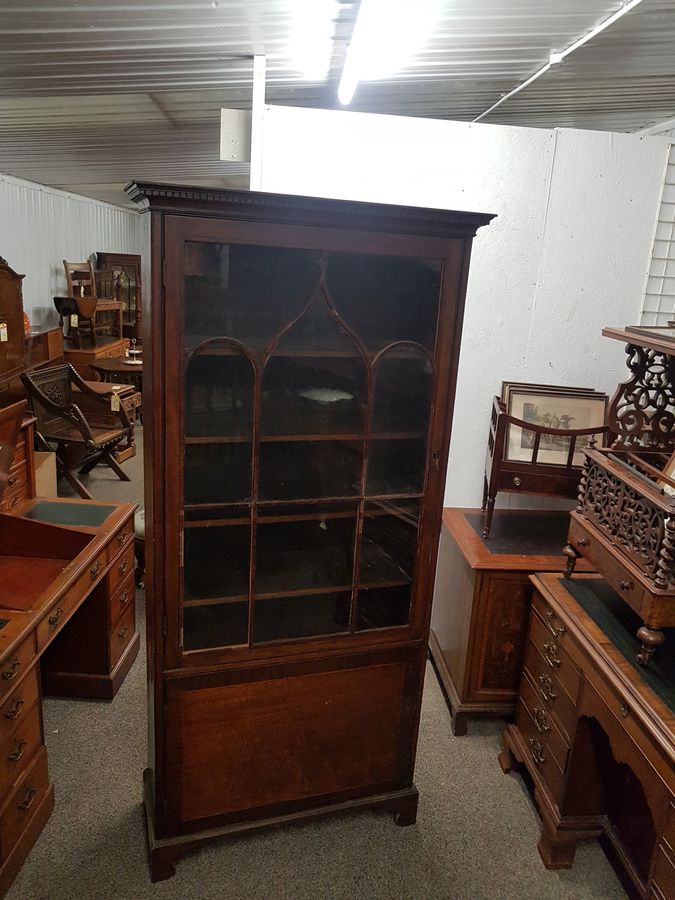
[2,659,20,682]
[8,739,26,763]
[117,530,129,545]
[19,786,36,811]
[7,475,17,486]
[119,591,130,607]
[577,538,587,547]
[4,697,24,721]
[118,626,129,642]
[119,559,129,576]
[90,561,102,580]
[543,641,562,668]
[620,580,634,592]
[48,608,64,629]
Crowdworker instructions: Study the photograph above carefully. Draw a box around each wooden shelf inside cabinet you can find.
[129,179,494,882]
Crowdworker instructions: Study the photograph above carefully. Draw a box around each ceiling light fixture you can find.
[473,0,645,123]
[338,0,441,106]
[289,0,340,81]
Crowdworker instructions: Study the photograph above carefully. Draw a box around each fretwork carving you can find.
[609,344,675,450]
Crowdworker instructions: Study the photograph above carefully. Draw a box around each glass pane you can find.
[261,301,367,437]
[357,500,419,631]
[253,593,351,642]
[255,504,357,597]
[185,347,253,438]
[183,602,248,651]
[184,443,252,505]
[184,242,320,350]
[184,524,250,601]
[258,441,361,501]
[367,347,433,496]
[325,253,442,353]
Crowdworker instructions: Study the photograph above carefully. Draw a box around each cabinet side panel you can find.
[167,661,407,825]
[430,524,475,697]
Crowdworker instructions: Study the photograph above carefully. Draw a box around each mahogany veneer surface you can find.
[0,557,70,610]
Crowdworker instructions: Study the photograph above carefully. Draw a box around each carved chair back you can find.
[21,364,91,441]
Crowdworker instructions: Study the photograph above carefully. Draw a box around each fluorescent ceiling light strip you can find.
[472,0,645,123]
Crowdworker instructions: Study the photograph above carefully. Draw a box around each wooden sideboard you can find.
[429,508,594,735]
[0,400,139,895]
[0,418,36,515]
[499,573,674,899]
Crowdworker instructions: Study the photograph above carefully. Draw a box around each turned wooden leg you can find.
[482,496,496,538]
[537,825,577,869]
[481,476,488,511]
[562,543,580,578]
[636,625,665,666]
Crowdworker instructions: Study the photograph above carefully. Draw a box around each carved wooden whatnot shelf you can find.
[565,326,675,665]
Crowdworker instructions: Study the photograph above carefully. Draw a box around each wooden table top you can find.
[91,356,143,374]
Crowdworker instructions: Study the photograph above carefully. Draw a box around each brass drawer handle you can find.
[4,698,24,721]
[90,561,102,581]
[544,609,566,638]
[620,580,634,592]
[512,476,521,487]
[7,475,17,487]
[48,608,64,629]
[117,530,129,545]
[2,660,20,682]
[538,674,557,702]
[118,590,130,607]
[528,737,545,766]
[118,559,129,576]
[9,497,19,509]
[533,706,551,734]
[543,641,562,668]
[577,538,587,547]
[118,625,129,642]
[619,700,629,718]
[8,739,26,763]
[19,785,36,811]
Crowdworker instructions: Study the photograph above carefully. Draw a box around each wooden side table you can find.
[429,507,594,735]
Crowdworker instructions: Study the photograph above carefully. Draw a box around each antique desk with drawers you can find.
[0,400,139,895]
[499,572,674,899]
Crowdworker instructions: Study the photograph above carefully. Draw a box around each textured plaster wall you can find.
[259,106,669,507]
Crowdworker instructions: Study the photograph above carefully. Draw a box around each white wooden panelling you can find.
[641,134,675,325]
[0,172,145,327]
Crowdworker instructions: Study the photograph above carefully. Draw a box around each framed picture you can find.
[505,387,608,467]
[500,380,599,408]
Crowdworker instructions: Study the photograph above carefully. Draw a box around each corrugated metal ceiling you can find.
[0,0,674,206]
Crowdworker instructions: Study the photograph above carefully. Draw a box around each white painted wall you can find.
[0,172,145,328]
[258,106,670,507]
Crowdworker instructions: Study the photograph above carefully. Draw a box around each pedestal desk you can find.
[500,573,674,899]
[429,508,593,735]
[0,401,139,895]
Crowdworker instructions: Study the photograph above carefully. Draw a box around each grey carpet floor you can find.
[8,429,625,899]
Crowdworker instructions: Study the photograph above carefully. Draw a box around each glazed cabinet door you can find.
[163,215,466,666]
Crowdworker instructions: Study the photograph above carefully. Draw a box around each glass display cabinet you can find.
[128,181,493,880]
[96,252,142,340]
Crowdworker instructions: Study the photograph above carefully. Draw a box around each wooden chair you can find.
[21,363,133,500]
[482,396,610,538]
[63,260,98,347]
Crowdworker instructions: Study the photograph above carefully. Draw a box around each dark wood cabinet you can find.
[430,508,594,735]
[96,252,142,340]
[0,262,26,383]
[127,181,493,880]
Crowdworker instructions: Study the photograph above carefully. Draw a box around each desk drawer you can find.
[107,543,134,593]
[110,603,135,668]
[0,638,36,707]
[523,640,578,743]
[108,518,134,564]
[0,746,49,864]
[529,612,581,704]
[0,704,41,797]
[515,698,565,803]
[519,669,569,773]
[0,668,39,746]
[109,573,134,628]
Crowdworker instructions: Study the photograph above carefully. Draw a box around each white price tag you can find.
[0,323,7,343]
[70,314,78,328]
[111,394,121,412]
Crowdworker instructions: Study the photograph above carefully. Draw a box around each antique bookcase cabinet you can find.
[128,181,493,879]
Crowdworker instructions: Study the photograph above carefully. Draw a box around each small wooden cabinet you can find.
[127,181,494,879]
[64,336,129,380]
[500,573,674,899]
[430,508,593,735]
[0,263,26,383]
